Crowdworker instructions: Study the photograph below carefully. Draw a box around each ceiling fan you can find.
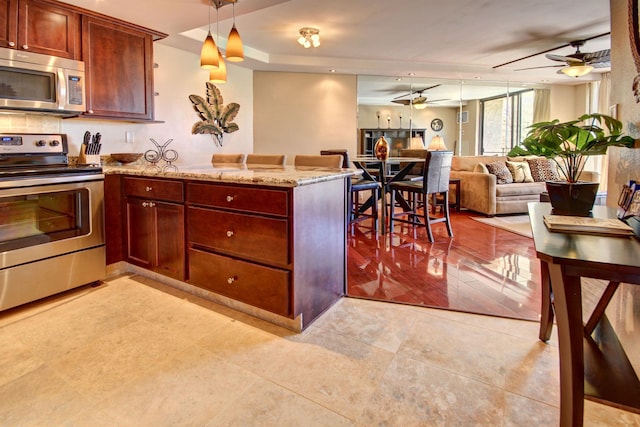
[391,84,447,109]
[493,32,611,77]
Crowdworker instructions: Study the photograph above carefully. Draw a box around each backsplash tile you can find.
[0,113,61,133]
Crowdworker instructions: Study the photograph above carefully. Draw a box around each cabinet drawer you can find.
[187,183,288,217]
[188,248,291,316]
[188,207,289,266]
[124,177,184,202]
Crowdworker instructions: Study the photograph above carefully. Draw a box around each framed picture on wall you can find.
[456,111,468,124]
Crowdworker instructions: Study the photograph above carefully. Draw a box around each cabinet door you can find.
[155,202,185,280]
[125,197,154,270]
[0,0,17,49]
[17,0,79,58]
[82,16,154,120]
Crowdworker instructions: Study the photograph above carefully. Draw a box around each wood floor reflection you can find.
[346,211,542,321]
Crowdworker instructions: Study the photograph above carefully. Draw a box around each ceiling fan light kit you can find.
[298,27,320,48]
[560,63,594,77]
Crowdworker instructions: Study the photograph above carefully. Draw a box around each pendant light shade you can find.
[226,24,244,62]
[209,48,227,83]
[200,31,219,70]
[225,3,243,62]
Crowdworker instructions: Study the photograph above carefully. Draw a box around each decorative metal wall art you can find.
[189,82,240,147]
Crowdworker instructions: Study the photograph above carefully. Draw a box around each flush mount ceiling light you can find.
[560,63,594,77]
[297,27,320,48]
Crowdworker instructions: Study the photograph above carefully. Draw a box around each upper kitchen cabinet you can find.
[82,17,163,121]
[0,0,80,59]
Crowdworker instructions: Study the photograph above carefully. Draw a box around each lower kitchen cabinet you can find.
[124,177,185,280]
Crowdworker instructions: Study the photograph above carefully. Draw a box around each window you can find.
[480,90,534,155]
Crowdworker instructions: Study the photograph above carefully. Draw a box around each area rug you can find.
[471,215,533,238]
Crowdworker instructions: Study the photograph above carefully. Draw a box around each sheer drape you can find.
[533,89,551,123]
[597,72,612,191]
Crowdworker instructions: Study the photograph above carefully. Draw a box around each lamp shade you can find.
[428,135,447,151]
[560,64,593,77]
[226,24,244,62]
[209,48,227,83]
[412,102,428,110]
[409,136,425,149]
[200,31,219,70]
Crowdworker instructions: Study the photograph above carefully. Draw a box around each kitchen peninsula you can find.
[104,162,356,331]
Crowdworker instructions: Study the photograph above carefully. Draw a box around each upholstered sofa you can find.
[450,155,600,216]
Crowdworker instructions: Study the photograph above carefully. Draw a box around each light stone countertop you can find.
[102,162,361,187]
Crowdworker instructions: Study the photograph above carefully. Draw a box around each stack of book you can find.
[617,180,640,219]
[543,214,634,237]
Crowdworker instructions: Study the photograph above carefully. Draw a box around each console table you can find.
[528,202,640,426]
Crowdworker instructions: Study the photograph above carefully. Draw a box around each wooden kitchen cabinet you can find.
[81,16,156,121]
[124,177,185,280]
[0,0,80,58]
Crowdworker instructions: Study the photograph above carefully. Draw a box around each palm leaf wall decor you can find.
[189,82,240,147]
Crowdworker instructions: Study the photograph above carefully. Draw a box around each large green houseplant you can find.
[508,113,635,214]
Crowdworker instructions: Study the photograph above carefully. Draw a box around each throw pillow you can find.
[527,158,560,182]
[473,163,489,174]
[486,161,513,184]
[506,161,534,183]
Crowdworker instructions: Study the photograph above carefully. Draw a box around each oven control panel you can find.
[0,134,67,154]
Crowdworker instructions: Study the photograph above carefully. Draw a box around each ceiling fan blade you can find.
[391,99,411,105]
[493,31,610,69]
[545,53,575,62]
[392,84,441,100]
[515,64,564,71]
[426,98,450,103]
[583,49,611,63]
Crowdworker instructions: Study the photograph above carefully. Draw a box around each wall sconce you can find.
[297,27,320,48]
[428,135,447,151]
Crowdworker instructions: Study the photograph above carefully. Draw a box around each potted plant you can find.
[508,113,635,215]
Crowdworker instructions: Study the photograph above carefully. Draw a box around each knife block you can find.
[78,145,101,166]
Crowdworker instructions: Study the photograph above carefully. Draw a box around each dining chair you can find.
[246,154,287,166]
[211,153,246,163]
[294,154,343,168]
[388,150,454,242]
[321,149,380,232]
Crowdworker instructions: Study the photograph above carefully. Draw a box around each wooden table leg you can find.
[539,261,554,342]
[548,263,585,427]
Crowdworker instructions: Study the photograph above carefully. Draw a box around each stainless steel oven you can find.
[0,134,105,311]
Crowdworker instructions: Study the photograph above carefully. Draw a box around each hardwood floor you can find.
[347,210,543,321]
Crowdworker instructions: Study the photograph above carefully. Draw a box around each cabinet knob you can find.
[145,186,153,192]
[8,42,15,47]
[226,230,234,237]
[227,276,237,285]
[142,201,149,208]
[21,44,28,50]
[149,202,156,208]
[88,110,94,115]
[226,195,234,202]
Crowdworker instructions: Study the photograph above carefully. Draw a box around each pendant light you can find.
[209,5,227,83]
[225,1,244,62]
[200,0,219,70]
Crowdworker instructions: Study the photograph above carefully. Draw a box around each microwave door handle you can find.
[57,69,67,111]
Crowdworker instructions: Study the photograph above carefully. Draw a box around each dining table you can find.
[352,156,425,234]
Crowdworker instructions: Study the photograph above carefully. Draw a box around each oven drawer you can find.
[188,206,289,266]
[187,182,288,217]
[124,177,184,202]
[188,248,291,316]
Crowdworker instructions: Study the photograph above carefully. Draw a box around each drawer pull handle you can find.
[142,201,156,208]
[227,276,237,284]
[226,230,234,237]
[226,195,234,202]
[145,186,153,192]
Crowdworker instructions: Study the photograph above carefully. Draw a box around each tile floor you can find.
[2,274,639,426]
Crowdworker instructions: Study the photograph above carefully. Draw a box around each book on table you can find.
[543,215,635,237]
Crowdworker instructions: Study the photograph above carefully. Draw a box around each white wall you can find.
[253,72,357,163]
[549,85,578,121]
[60,44,254,165]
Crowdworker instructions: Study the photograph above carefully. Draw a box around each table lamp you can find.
[428,135,447,151]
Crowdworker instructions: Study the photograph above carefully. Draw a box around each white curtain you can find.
[533,88,551,123]
[597,72,612,191]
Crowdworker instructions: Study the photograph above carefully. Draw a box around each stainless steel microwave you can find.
[0,48,86,115]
